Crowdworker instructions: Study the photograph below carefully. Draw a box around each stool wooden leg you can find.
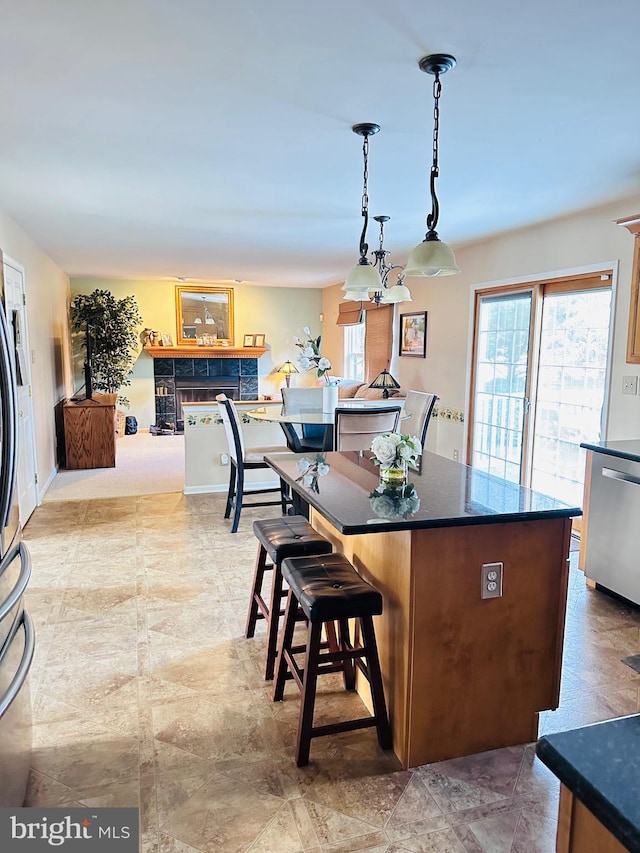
[360,615,392,750]
[245,545,268,639]
[264,560,283,680]
[296,620,323,767]
[338,618,356,691]
[273,590,298,702]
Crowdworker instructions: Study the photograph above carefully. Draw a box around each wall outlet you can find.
[220,452,229,465]
[481,562,503,599]
[453,449,459,461]
[622,375,638,395]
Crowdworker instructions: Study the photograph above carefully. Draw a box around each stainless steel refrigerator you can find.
[0,261,34,806]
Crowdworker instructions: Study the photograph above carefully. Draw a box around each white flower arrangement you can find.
[369,483,421,520]
[370,432,422,468]
[293,326,333,383]
[295,454,330,493]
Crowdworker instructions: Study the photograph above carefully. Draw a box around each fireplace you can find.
[152,355,259,433]
[175,377,239,429]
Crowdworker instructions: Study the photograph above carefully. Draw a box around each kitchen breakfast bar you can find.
[265,449,581,770]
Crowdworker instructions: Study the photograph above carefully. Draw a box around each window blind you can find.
[364,304,393,382]
[336,301,364,326]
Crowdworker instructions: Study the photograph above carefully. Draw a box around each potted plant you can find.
[70,289,142,406]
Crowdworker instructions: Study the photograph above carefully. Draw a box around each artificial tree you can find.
[70,289,142,406]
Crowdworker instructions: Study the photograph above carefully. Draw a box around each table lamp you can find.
[369,369,400,398]
[279,360,299,387]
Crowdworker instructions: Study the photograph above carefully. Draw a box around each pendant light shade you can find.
[404,235,459,277]
[343,260,383,293]
[405,53,460,279]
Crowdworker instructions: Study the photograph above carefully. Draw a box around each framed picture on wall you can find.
[254,333,265,347]
[243,334,255,347]
[399,311,427,358]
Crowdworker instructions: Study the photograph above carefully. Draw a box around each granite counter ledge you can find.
[537,715,640,852]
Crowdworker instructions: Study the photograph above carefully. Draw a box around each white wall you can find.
[0,207,72,496]
[322,193,640,458]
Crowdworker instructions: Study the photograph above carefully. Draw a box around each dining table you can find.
[247,399,408,453]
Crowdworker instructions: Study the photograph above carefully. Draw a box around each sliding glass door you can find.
[471,291,533,483]
[470,276,612,506]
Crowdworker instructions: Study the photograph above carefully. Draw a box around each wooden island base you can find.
[311,511,571,769]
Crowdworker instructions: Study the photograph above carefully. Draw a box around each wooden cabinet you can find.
[63,393,117,469]
[618,214,640,363]
[557,785,628,853]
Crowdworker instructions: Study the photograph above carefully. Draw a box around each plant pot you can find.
[322,384,339,413]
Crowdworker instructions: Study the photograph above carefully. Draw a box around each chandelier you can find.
[342,124,412,305]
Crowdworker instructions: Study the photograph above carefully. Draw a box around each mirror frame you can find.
[175,285,235,347]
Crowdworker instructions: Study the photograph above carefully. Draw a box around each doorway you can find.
[469,273,612,512]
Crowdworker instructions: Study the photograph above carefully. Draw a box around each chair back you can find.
[281,386,324,412]
[216,394,244,465]
[333,406,401,452]
[403,391,438,449]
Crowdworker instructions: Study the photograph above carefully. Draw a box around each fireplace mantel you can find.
[144,345,267,359]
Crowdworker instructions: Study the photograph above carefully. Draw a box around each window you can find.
[344,322,365,380]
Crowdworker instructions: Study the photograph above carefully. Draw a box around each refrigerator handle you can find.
[0,300,17,531]
[0,611,34,718]
[0,542,31,628]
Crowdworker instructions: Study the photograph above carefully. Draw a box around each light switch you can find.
[622,375,638,395]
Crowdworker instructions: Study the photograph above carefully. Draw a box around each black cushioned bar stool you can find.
[246,516,333,680]
[273,552,392,766]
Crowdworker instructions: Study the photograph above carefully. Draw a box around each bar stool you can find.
[273,552,392,766]
[246,516,333,680]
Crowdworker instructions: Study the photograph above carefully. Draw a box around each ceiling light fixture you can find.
[342,125,411,305]
[404,54,460,278]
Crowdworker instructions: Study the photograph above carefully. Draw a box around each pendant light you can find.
[405,54,460,277]
[342,123,384,297]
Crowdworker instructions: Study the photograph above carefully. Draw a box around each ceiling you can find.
[1,0,639,288]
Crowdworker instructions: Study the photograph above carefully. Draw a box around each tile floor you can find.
[22,494,640,852]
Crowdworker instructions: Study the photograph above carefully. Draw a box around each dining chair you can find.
[280,386,325,452]
[333,405,401,451]
[216,394,290,533]
[402,391,438,449]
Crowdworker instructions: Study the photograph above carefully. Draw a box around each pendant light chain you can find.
[427,72,442,234]
[359,132,371,261]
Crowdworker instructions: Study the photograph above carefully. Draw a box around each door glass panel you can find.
[531,288,611,506]
[472,292,532,483]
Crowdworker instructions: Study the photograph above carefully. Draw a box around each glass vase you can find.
[379,458,408,485]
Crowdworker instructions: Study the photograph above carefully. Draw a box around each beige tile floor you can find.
[21,494,640,852]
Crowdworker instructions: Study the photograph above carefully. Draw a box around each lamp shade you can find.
[379,283,413,304]
[342,261,383,293]
[279,360,298,376]
[404,234,459,277]
[369,369,401,398]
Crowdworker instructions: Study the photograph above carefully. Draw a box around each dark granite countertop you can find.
[536,715,640,852]
[581,439,640,464]
[265,450,581,535]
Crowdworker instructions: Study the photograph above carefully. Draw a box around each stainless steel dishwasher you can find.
[584,449,640,604]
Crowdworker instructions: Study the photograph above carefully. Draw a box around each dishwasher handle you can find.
[602,467,640,488]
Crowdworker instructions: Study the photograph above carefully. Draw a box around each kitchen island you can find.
[265,449,581,769]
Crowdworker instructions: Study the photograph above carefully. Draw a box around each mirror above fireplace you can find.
[175,285,234,347]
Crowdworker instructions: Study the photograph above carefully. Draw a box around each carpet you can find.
[44,430,185,501]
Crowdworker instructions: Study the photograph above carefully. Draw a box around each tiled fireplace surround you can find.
[153,356,259,429]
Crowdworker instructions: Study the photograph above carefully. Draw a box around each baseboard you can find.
[37,466,58,502]
[183,479,280,496]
